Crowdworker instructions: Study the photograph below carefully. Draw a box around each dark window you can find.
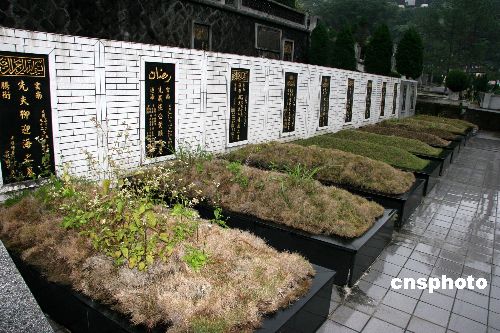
[256,24,281,53]
[283,40,294,61]
[193,23,210,51]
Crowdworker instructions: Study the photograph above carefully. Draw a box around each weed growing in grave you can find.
[183,246,209,272]
[285,163,321,185]
[226,161,249,188]
[211,207,228,228]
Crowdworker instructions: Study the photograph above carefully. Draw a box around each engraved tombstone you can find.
[144,62,175,158]
[0,52,55,184]
[283,72,298,133]
[345,78,354,122]
[319,76,330,127]
[392,83,398,114]
[229,68,250,143]
[381,82,387,116]
[365,80,372,119]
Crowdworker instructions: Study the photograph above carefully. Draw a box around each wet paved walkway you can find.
[318,131,500,333]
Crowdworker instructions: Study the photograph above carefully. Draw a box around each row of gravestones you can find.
[0,50,412,186]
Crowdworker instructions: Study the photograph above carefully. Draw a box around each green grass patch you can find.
[296,135,430,172]
[414,115,478,132]
[360,124,451,148]
[225,142,415,195]
[330,130,444,157]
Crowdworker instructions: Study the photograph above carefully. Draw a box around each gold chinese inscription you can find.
[283,72,297,133]
[365,80,373,119]
[392,83,398,114]
[319,76,330,128]
[381,82,387,116]
[229,68,250,143]
[0,55,46,77]
[144,62,175,158]
[345,78,354,123]
[0,51,54,185]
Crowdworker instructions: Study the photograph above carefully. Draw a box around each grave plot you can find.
[135,159,397,286]
[224,142,422,224]
[331,129,451,176]
[1,179,333,333]
[296,134,441,196]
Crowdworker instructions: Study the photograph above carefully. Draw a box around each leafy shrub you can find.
[331,130,444,157]
[332,26,356,71]
[395,27,423,79]
[224,142,415,195]
[364,24,393,76]
[309,22,332,66]
[446,70,469,92]
[296,135,430,172]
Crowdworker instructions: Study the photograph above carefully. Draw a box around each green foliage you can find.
[472,75,490,93]
[445,70,469,92]
[332,26,357,71]
[211,207,227,228]
[183,246,209,272]
[276,0,296,8]
[364,24,393,76]
[2,191,29,208]
[309,22,332,66]
[396,27,424,79]
[53,169,207,272]
[226,162,249,188]
[285,164,321,185]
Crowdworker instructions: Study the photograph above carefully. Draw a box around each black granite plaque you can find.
[345,78,354,123]
[319,76,330,128]
[229,68,249,143]
[381,82,387,116]
[392,83,398,114]
[365,80,372,119]
[0,51,55,185]
[402,84,408,111]
[283,72,298,133]
[144,62,175,158]
[410,84,415,109]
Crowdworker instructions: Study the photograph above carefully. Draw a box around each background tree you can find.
[364,24,393,76]
[331,26,356,71]
[276,0,297,8]
[309,22,332,66]
[446,70,469,92]
[395,27,423,79]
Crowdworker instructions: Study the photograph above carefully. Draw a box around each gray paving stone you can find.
[362,317,404,333]
[414,301,451,327]
[372,304,411,329]
[330,305,371,331]
[407,316,447,333]
[382,290,418,314]
[448,313,487,333]
[452,299,488,324]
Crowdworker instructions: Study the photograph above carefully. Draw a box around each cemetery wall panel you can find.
[0,26,417,191]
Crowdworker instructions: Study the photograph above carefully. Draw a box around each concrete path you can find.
[318,131,500,333]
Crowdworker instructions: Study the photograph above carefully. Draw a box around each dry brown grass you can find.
[380,120,461,141]
[0,189,314,332]
[224,142,415,195]
[360,125,451,148]
[148,159,385,238]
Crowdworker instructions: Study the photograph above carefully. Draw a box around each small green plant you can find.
[183,246,209,272]
[285,164,321,185]
[226,162,249,188]
[211,207,227,228]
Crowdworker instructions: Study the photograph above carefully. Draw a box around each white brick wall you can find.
[0,26,417,190]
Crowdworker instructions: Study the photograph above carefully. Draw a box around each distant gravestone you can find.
[144,62,175,157]
[345,78,354,122]
[0,51,55,185]
[283,72,297,133]
[319,76,330,127]
[392,83,399,114]
[381,82,387,116]
[229,68,250,143]
[402,84,408,111]
[365,80,372,119]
